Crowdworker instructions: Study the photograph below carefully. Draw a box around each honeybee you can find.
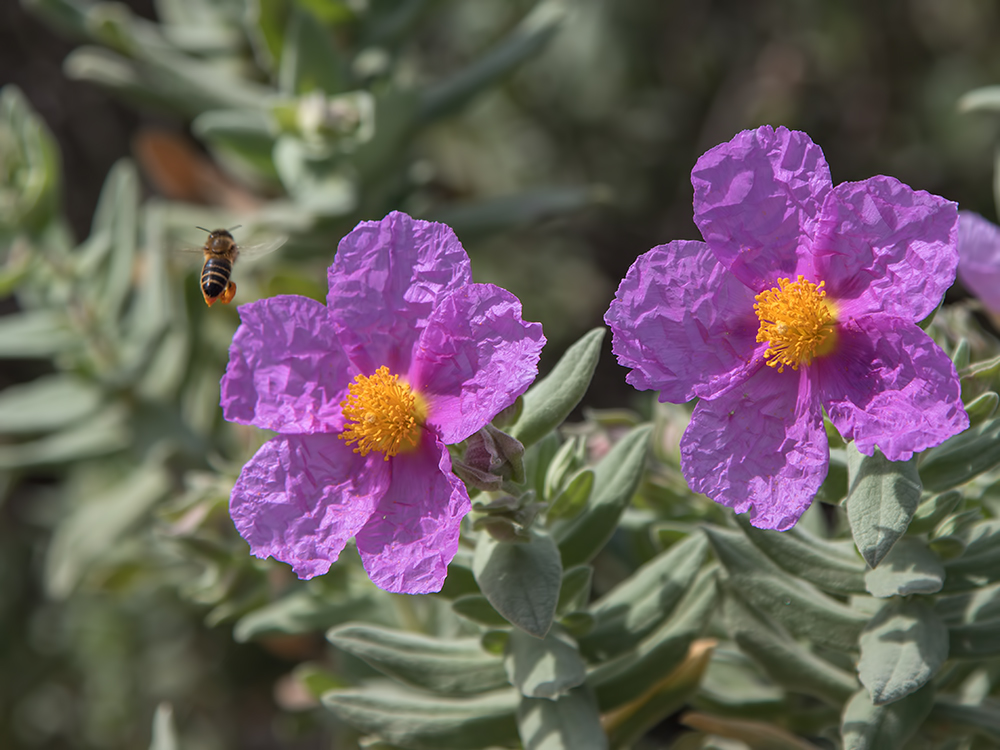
[194,226,286,307]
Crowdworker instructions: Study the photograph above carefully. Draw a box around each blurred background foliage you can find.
[5,0,1000,748]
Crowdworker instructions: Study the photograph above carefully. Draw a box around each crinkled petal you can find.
[355,434,470,594]
[221,296,354,433]
[327,211,473,375]
[605,241,761,401]
[810,176,958,321]
[410,283,545,444]
[692,125,832,291]
[680,365,828,530]
[957,211,1000,313]
[230,433,389,579]
[816,315,968,461]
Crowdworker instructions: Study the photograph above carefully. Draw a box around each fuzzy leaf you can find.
[579,533,708,660]
[474,527,563,638]
[517,687,607,750]
[0,310,78,359]
[588,568,717,711]
[858,599,948,705]
[928,700,1000,743]
[504,627,586,700]
[919,417,1000,493]
[327,624,508,696]
[278,7,344,95]
[846,445,921,568]
[942,520,1000,592]
[704,526,867,652]
[720,583,858,706]
[235,589,380,641]
[322,685,519,750]
[511,328,605,449]
[556,565,592,615]
[864,537,944,598]
[908,491,963,535]
[0,374,104,435]
[546,470,594,525]
[554,424,652,568]
[736,515,866,595]
[841,684,933,750]
[452,595,510,628]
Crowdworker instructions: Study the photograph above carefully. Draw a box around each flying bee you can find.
[193,226,286,307]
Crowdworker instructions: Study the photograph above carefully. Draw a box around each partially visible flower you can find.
[957,210,1000,312]
[221,211,545,594]
[606,125,968,530]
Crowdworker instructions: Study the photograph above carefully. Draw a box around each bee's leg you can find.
[219,281,238,305]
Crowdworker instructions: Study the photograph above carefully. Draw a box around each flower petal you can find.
[605,240,760,402]
[816,315,968,461]
[680,365,828,530]
[355,434,470,594]
[810,176,958,321]
[221,296,354,433]
[957,211,1000,313]
[230,433,390,579]
[327,211,473,375]
[410,283,545,444]
[692,125,832,291]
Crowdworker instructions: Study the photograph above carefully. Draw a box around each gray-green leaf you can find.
[864,537,944,598]
[841,684,933,750]
[505,627,586,699]
[517,687,607,750]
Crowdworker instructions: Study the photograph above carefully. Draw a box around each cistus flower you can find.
[957,211,1000,313]
[606,125,968,530]
[220,211,545,593]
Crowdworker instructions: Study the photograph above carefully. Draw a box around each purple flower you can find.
[606,125,968,530]
[957,210,1000,312]
[221,211,545,593]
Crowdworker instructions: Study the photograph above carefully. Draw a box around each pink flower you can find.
[221,212,545,593]
[957,210,1000,312]
[606,126,968,530]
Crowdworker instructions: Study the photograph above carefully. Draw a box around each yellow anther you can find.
[339,366,427,459]
[754,275,837,372]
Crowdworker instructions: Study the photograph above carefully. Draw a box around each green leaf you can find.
[928,700,1000,743]
[736,515,866,596]
[192,108,280,182]
[511,328,605,449]
[579,533,708,661]
[919,417,1000,493]
[864,537,944,598]
[235,588,380,641]
[949,619,1000,658]
[517,687,608,750]
[474,527,563,638]
[327,624,509,696]
[322,685,519,750]
[846,445,921,568]
[554,424,652,568]
[546,470,594,525]
[556,565,592,615]
[0,374,103,434]
[278,7,344,95]
[272,135,357,215]
[544,434,586,502]
[420,0,567,122]
[505,627,586,699]
[959,85,1000,113]
[840,684,934,750]
[943,520,1000,592]
[704,526,867,652]
[451,595,509,628]
[858,599,947,705]
[720,584,857,706]
[0,85,61,233]
[965,391,999,426]
[908,490,963,535]
[588,567,717,711]
[45,458,171,598]
[0,405,130,470]
[0,310,78,358]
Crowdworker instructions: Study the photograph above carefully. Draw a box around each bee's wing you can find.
[238,235,288,260]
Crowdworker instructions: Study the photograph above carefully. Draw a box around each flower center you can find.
[753,275,837,373]
[339,366,427,459]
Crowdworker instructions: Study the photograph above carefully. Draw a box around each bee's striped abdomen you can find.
[201,257,233,304]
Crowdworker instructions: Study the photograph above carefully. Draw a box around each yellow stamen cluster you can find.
[754,275,837,373]
[339,366,427,459]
